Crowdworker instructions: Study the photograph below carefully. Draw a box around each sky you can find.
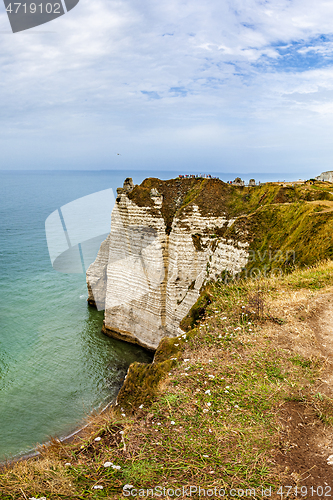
[1,0,333,179]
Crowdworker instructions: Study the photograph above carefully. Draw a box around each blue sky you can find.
[1,0,333,179]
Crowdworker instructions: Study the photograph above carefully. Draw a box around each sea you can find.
[0,169,282,461]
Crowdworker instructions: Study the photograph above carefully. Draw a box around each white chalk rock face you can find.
[86,179,249,350]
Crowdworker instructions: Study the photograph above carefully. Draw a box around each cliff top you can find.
[125,175,333,233]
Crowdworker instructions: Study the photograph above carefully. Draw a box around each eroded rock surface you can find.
[87,177,248,350]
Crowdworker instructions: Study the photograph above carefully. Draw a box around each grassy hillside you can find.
[2,178,333,498]
[128,177,333,275]
[2,261,333,498]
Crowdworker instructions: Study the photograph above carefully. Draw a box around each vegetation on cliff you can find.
[2,178,333,498]
[128,177,333,275]
[2,260,333,498]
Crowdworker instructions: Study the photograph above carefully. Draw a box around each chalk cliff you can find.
[86,177,249,350]
[315,171,333,183]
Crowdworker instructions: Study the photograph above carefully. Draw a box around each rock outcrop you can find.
[315,171,333,183]
[86,177,249,351]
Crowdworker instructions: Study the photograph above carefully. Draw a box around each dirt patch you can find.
[276,401,333,491]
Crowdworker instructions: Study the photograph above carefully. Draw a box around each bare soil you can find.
[273,293,333,496]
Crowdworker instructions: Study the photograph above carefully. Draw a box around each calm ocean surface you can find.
[0,169,281,461]
[0,170,166,461]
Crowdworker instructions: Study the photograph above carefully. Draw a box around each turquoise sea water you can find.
[0,169,282,461]
[0,170,162,461]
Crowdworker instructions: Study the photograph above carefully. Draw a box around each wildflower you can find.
[93,485,103,489]
[203,409,209,413]
[65,462,71,466]
[209,429,212,433]
[139,404,144,409]
[208,375,215,379]
[221,317,227,320]
[235,405,239,409]
[225,386,230,389]
[184,358,190,362]
[157,422,161,426]
[104,462,113,467]
[249,329,252,332]
[94,437,101,442]
[205,389,211,394]
[121,413,126,417]
[174,344,179,346]
[171,421,176,425]
[207,402,211,407]
[218,334,222,338]
[112,465,121,470]
[202,455,209,458]
[327,455,333,465]
[208,359,213,363]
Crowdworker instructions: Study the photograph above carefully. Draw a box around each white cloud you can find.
[0,0,333,175]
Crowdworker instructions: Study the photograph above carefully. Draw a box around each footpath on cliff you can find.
[2,261,333,499]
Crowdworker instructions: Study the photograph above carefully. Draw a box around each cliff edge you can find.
[86,177,248,350]
[86,176,333,351]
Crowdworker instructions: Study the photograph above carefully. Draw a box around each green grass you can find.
[2,262,333,499]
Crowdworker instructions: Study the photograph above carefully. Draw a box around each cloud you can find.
[1,0,333,175]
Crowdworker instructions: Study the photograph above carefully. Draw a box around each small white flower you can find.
[139,404,144,409]
[184,358,190,362]
[93,485,103,490]
[170,420,176,425]
[249,329,252,332]
[327,455,333,465]
[207,402,211,407]
[209,429,212,433]
[203,409,209,413]
[103,462,113,467]
[208,375,215,379]
[171,357,177,360]
[218,334,222,338]
[208,359,213,363]
[174,344,179,346]
[94,437,101,442]
[225,390,229,393]
[121,413,126,417]
[205,389,211,394]
[112,465,121,470]
[120,430,124,434]
[235,405,239,409]
[202,454,209,457]
[222,317,227,320]
[226,386,230,389]
[242,306,245,309]
[65,462,71,466]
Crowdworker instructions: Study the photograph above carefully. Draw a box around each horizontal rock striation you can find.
[86,177,249,350]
